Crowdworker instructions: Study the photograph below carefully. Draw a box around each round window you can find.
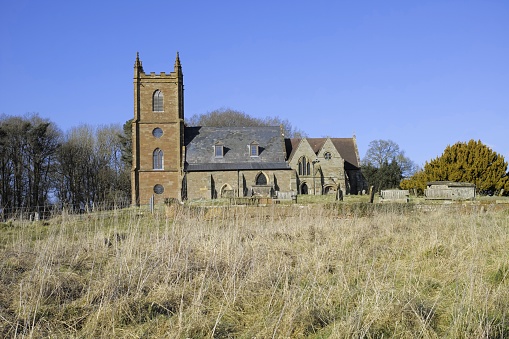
[324,152,332,160]
[152,128,163,138]
[154,184,164,194]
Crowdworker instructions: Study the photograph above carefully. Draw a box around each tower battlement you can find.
[142,71,178,78]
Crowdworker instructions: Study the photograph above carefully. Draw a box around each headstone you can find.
[336,189,343,201]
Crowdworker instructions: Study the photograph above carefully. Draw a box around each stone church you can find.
[131,54,364,205]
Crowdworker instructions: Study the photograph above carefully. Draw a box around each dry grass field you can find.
[1,199,509,338]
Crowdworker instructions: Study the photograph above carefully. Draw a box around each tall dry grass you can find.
[1,203,509,338]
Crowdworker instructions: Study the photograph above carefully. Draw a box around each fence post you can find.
[369,185,375,203]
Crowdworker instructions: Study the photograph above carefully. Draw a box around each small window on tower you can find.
[153,90,164,112]
[154,184,164,194]
[152,128,163,138]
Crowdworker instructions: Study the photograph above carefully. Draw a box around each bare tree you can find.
[0,115,131,214]
[186,108,306,138]
[363,139,401,167]
[56,125,96,209]
[362,139,418,178]
[96,124,130,205]
[56,124,130,210]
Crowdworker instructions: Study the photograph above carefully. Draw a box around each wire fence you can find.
[0,200,132,222]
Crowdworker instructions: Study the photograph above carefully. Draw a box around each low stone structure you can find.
[273,191,297,204]
[379,190,409,203]
[425,181,476,200]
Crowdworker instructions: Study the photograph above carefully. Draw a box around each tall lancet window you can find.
[153,90,164,112]
[153,148,163,170]
[298,156,310,176]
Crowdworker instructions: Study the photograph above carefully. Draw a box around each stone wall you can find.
[185,169,293,200]
[137,170,181,206]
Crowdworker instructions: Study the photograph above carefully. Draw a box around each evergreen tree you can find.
[119,119,132,167]
[361,160,403,192]
[0,114,62,213]
[401,140,509,195]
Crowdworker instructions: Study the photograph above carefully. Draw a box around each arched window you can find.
[298,157,310,176]
[220,184,234,198]
[153,90,164,112]
[255,172,268,185]
[153,148,163,169]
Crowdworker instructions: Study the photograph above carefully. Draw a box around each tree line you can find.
[2,109,506,217]
[0,108,303,216]
[0,114,131,217]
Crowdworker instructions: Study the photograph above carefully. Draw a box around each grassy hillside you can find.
[1,201,509,338]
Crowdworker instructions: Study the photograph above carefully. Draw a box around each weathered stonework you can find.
[185,170,293,200]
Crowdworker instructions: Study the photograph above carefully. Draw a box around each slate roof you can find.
[184,126,290,172]
[285,137,360,170]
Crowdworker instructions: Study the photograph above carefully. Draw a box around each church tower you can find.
[132,53,185,205]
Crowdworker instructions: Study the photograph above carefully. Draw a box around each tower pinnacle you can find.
[134,52,144,73]
[174,51,182,74]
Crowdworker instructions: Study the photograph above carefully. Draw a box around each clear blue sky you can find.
[1,1,508,167]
